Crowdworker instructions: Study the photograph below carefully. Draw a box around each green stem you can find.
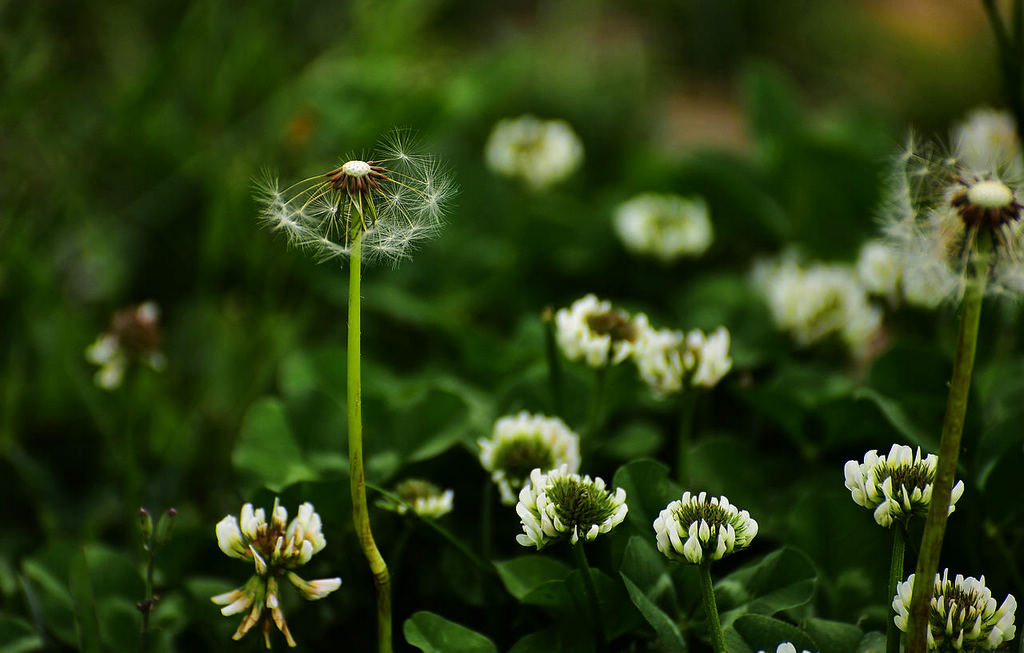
[348,234,392,653]
[675,391,699,485]
[906,275,985,653]
[138,543,154,653]
[480,480,493,561]
[542,307,564,416]
[572,542,608,653]
[698,562,726,653]
[885,525,907,653]
[583,365,608,440]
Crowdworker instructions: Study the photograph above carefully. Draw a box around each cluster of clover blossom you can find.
[84,300,166,390]
[212,500,341,648]
[613,192,713,263]
[554,293,732,396]
[844,441,1017,651]
[485,115,584,190]
[377,478,454,519]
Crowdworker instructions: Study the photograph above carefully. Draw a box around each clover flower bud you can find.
[377,479,454,518]
[613,193,713,262]
[211,499,340,648]
[653,491,758,565]
[687,327,733,388]
[85,300,165,390]
[893,570,1016,651]
[484,115,583,189]
[843,444,964,527]
[555,294,644,368]
[479,412,581,505]
[516,465,627,550]
[256,129,454,266]
[757,644,815,653]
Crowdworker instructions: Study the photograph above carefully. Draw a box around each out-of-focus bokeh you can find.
[3,1,1020,651]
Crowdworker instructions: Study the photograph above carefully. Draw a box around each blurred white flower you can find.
[212,499,340,648]
[843,444,964,527]
[857,240,903,304]
[378,478,454,519]
[757,644,814,653]
[893,569,1016,651]
[479,412,580,505]
[653,491,758,564]
[256,129,454,266]
[633,321,732,396]
[954,108,1020,173]
[555,294,643,368]
[485,115,583,189]
[516,465,627,550]
[613,193,713,262]
[85,300,166,390]
[879,128,1024,302]
[753,257,881,353]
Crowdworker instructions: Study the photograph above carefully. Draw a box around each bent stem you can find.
[572,542,608,653]
[348,232,393,653]
[542,307,564,415]
[885,524,907,653]
[698,562,726,653]
[583,364,609,440]
[906,273,985,653]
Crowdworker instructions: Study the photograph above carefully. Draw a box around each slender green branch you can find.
[542,307,564,416]
[906,274,985,653]
[583,365,608,440]
[886,525,907,653]
[348,233,392,653]
[698,562,726,653]
[572,542,607,653]
[480,480,493,561]
[675,391,699,485]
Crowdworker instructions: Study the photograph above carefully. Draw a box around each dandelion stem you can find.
[348,232,392,653]
[885,524,907,653]
[675,391,699,485]
[584,365,608,440]
[542,307,564,415]
[572,542,608,652]
[698,562,726,653]
[906,272,985,653]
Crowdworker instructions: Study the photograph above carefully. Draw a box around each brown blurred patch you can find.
[863,0,986,48]
[658,85,749,152]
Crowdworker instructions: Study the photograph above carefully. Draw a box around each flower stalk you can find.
[698,562,726,653]
[572,542,608,653]
[886,525,907,653]
[907,265,986,653]
[348,232,392,653]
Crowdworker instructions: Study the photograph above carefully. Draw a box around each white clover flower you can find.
[879,131,1024,302]
[633,322,733,396]
[653,491,758,565]
[893,570,1017,651]
[377,478,454,518]
[843,444,964,528]
[515,465,627,550]
[757,644,814,653]
[954,108,1020,173]
[485,115,583,189]
[212,499,340,648]
[85,300,166,390]
[687,327,733,388]
[256,130,454,266]
[857,240,903,304]
[479,412,581,505]
[613,193,713,262]
[555,294,644,368]
[753,257,882,353]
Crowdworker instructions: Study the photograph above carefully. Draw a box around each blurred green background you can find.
[2,0,1022,651]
